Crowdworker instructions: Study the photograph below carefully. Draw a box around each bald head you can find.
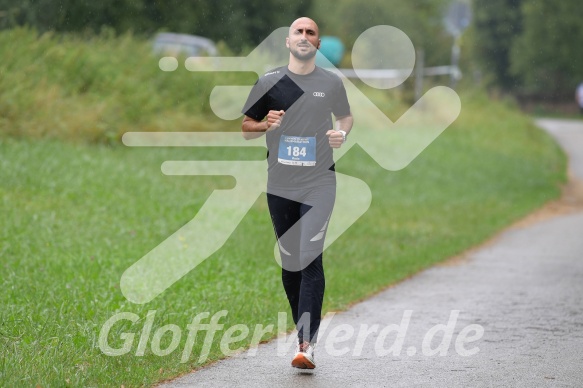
[289,17,319,39]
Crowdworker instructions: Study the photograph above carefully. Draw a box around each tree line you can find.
[1,0,581,100]
[472,0,583,100]
[0,0,313,50]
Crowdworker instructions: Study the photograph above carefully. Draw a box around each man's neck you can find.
[288,57,316,75]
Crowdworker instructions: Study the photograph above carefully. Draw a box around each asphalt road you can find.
[160,119,583,388]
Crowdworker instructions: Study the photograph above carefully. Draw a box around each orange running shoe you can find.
[292,341,316,369]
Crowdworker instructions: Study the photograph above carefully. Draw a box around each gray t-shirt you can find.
[243,66,351,190]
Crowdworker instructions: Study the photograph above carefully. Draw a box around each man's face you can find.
[286,18,320,61]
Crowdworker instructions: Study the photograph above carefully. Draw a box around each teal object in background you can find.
[316,36,345,67]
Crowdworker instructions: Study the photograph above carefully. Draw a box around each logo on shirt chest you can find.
[313,92,326,97]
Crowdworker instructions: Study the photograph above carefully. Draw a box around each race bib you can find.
[277,135,316,166]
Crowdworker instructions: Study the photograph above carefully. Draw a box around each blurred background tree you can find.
[471,0,523,91]
[510,0,583,99]
[2,0,582,102]
[0,0,452,65]
[313,0,452,67]
[470,0,583,102]
[0,0,313,50]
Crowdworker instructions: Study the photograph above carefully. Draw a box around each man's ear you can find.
[317,39,321,49]
[285,37,290,48]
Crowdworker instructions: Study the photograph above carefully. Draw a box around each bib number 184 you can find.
[286,146,307,157]
[277,135,316,166]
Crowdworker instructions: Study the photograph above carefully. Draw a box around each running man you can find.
[241,17,353,369]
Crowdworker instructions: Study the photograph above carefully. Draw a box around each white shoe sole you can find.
[292,352,316,369]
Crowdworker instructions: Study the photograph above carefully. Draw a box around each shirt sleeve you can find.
[242,79,269,121]
[331,77,351,117]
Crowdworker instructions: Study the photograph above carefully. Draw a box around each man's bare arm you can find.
[241,115,269,140]
[336,114,354,135]
[241,110,285,140]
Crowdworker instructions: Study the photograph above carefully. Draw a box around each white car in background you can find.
[152,32,218,57]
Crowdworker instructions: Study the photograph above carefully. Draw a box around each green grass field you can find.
[0,29,567,386]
